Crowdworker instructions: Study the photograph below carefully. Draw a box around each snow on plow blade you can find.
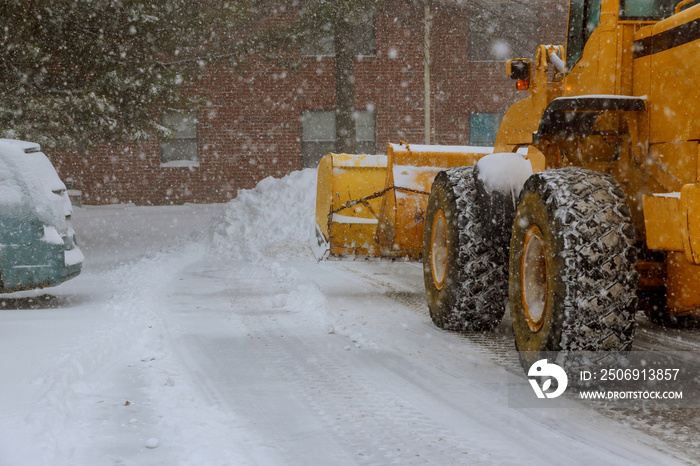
[314,144,493,259]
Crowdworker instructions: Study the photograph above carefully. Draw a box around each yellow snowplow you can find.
[315,0,700,364]
[314,142,492,259]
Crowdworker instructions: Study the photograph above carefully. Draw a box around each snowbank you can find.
[209,169,317,261]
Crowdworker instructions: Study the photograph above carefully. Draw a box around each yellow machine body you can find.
[494,0,700,314]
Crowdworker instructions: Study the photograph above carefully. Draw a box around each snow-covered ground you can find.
[1,169,699,465]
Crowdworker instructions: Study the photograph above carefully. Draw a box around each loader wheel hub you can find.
[522,225,547,332]
[431,209,448,290]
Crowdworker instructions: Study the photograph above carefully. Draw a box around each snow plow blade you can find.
[314,153,389,258]
[314,143,493,259]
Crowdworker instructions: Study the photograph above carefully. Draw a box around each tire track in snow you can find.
[161,261,359,465]
[151,255,694,465]
[12,245,209,465]
[329,260,700,374]
[248,316,484,465]
[318,260,700,463]
[186,260,498,464]
[633,318,700,352]
[331,261,518,369]
[282,260,691,464]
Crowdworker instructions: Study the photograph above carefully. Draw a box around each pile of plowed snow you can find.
[209,169,317,260]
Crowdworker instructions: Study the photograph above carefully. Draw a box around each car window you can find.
[0,145,70,228]
[0,155,27,207]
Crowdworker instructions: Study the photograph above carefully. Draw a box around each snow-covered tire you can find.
[509,168,638,368]
[422,167,507,332]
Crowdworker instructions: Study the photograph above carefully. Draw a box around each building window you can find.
[355,10,377,56]
[467,2,538,61]
[301,109,376,168]
[301,10,376,57]
[301,23,335,56]
[355,110,376,154]
[470,112,503,147]
[161,111,198,167]
[301,111,335,168]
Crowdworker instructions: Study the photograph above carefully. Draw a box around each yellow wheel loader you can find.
[316,0,700,363]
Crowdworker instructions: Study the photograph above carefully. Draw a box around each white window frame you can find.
[161,110,199,168]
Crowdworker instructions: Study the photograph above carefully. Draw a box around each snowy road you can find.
[1,170,700,465]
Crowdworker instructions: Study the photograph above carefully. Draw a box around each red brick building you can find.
[53,0,568,205]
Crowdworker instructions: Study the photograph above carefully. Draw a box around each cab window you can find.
[619,0,679,20]
[566,0,602,71]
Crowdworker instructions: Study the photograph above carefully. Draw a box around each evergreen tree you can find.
[0,0,247,149]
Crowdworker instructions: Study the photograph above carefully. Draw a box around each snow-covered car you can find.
[0,139,83,292]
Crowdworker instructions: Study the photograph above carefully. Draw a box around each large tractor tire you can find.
[423,167,507,332]
[509,168,638,369]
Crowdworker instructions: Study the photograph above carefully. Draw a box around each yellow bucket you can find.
[314,143,492,259]
[315,153,388,257]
